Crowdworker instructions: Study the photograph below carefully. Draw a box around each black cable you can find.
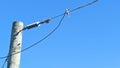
[2,58,7,68]
[51,13,64,20]
[0,0,98,59]
[50,0,98,20]
[21,13,66,53]
[70,0,98,12]
[0,13,66,59]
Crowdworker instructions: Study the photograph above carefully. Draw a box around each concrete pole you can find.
[7,21,23,68]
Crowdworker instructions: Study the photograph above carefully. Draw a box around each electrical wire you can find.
[70,0,98,12]
[1,58,7,68]
[0,12,66,68]
[21,13,66,53]
[0,0,98,60]
[50,0,98,20]
[0,13,66,60]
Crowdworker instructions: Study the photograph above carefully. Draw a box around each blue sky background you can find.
[0,0,120,68]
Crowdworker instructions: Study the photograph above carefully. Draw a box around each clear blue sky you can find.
[0,0,120,68]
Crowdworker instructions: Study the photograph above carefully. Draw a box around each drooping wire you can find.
[0,11,66,68]
[21,13,66,53]
[0,0,98,60]
[0,13,66,60]
[2,58,7,68]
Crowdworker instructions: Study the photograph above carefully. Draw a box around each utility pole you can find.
[7,21,23,68]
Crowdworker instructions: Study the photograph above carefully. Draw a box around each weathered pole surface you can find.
[7,21,23,68]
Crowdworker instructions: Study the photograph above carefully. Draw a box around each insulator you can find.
[24,22,40,29]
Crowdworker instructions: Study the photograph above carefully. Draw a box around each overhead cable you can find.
[0,12,66,59]
[50,0,98,20]
[0,0,98,60]
[1,58,7,68]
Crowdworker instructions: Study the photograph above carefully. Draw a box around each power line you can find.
[0,12,66,68]
[22,0,98,31]
[21,13,66,53]
[0,0,98,60]
[1,58,7,68]
[0,12,66,60]
[70,0,98,12]
[50,0,98,20]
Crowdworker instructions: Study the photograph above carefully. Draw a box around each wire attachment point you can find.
[65,9,70,15]
[44,18,51,23]
[23,22,40,30]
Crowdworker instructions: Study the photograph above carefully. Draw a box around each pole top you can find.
[13,21,23,27]
[13,21,23,26]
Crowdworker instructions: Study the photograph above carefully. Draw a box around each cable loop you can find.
[0,0,98,60]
